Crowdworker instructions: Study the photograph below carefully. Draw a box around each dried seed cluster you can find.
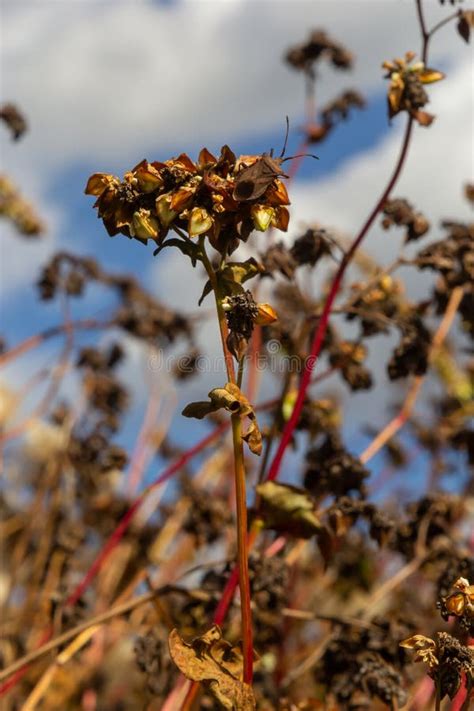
[85,146,290,255]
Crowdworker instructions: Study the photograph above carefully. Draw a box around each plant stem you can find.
[198,237,254,684]
[416,0,429,62]
[230,412,254,683]
[237,355,245,389]
[429,10,460,42]
[198,239,236,382]
[264,115,414,484]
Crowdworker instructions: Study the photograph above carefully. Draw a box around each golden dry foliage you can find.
[169,626,256,710]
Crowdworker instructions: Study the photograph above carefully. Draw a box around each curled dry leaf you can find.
[182,382,262,455]
[256,481,322,538]
[168,626,256,710]
[400,635,438,668]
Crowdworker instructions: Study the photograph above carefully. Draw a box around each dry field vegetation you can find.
[0,1,473,709]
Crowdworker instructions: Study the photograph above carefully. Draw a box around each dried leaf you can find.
[198,279,214,306]
[198,147,217,167]
[242,419,262,456]
[169,626,256,710]
[256,481,322,538]
[400,635,438,668]
[182,383,262,455]
[0,103,28,140]
[181,401,216,419]
[209,385,243,413]
[457,11,474,43]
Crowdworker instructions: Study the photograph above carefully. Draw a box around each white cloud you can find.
[1,0,471,433]
[144,49,472,431]
[1,0,469,173]
[288,58,473,259]
[0,200,62,299]
[1,0,469,297]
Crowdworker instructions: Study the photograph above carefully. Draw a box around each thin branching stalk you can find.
[0,318,111,367]
[264,115,414,484]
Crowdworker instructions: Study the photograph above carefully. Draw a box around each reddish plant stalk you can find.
[265,115,414,483]
[65,422,227,607]
[204,114,415,640]
[0,318,110,367]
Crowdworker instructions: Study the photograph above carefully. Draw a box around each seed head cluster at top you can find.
[85,146,290,255]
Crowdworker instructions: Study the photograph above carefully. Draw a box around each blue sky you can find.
[1,0,472,497]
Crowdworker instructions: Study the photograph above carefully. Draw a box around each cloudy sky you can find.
[1,0,472,492]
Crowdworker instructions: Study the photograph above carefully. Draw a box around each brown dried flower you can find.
[382,52,445,125]
[85,146,290,254]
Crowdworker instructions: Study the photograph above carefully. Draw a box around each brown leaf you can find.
[168,626,256,710]
[242,419,262,456]
[181,401,216,419]
[457,11,474,43]
[256,481,322,538]
[400,635,438,668]
[182,383,262,455]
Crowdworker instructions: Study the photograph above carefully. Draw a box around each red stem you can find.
[0,319,110,367]
[65,422,227,607]
[207,116,415,636]
[265,116,414,483]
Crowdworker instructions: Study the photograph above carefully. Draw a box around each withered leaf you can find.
[457,11,474,43]
[182,383,262,455]
[242,419,262,456]
[181,400,216,419]
[400,635,438,669]
[168,626,256,710]
[256,481,322,538]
